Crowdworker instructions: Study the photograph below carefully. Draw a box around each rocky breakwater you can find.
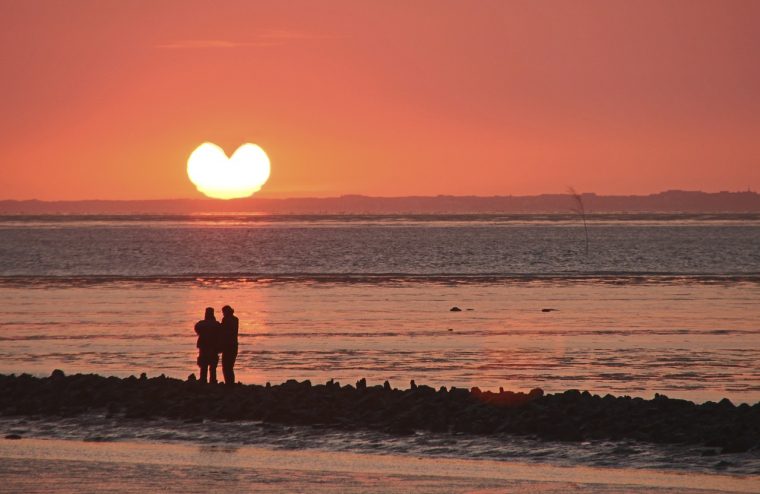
[1,371,758,454]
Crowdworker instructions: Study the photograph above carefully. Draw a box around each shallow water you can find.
[1,280,759,403]
[1,214,759,403]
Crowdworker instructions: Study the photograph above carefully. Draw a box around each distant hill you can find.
[1,190,759,214]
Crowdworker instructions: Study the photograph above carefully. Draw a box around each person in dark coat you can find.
[195,307,221,383]
[220,305,239,385]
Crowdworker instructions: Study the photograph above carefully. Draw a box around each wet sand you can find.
[1,438,757,493]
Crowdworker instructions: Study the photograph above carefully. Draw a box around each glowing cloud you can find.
[187,142,271,199]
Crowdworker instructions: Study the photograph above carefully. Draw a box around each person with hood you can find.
[194,307,221,383]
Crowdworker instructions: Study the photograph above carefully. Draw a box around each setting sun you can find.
[187,142,271,199]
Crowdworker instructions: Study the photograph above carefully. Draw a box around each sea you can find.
[1,213,759,483]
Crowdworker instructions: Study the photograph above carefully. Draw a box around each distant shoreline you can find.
[2,190,759,214]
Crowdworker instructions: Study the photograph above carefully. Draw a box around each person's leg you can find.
[222,350,236,385]
[209,354,219,384]
[221,352,229,384]
[228,347,237,384]
[197,355,207,383]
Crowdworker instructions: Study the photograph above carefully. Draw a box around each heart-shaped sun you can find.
[187,142,271,199]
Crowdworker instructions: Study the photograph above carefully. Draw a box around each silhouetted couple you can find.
[194,305,239,385]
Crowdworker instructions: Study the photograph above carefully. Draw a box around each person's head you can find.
[204,307,215,320]
[222,305,234,316]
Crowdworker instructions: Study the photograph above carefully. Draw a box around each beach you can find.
[2,438,758,494]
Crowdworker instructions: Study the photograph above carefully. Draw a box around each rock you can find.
[563,389,581,399]
[529,388,544,399]
[0,373,756,451]
[5,434,22,440]
[450,306,462,312]
[718,398,735,408]
[541,308,557,312]
[449,387,469,400]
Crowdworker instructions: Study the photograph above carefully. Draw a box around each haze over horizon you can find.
[3,189,760,214]
[2,1,759,201]
[2,188,759,201]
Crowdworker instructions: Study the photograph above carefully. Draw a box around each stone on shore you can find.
[0,373,757,454]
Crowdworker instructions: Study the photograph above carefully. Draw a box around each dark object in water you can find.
[5,434,22,440]
[450,306,462,312]
[541,308,558,312]
[0,372,758,453]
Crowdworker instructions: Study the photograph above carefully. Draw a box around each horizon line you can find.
[1,189,758,203]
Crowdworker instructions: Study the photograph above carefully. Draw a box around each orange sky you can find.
[1,1,759,200]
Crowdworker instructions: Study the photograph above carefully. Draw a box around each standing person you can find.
[194,307,220,384]
[220,305,239,385]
